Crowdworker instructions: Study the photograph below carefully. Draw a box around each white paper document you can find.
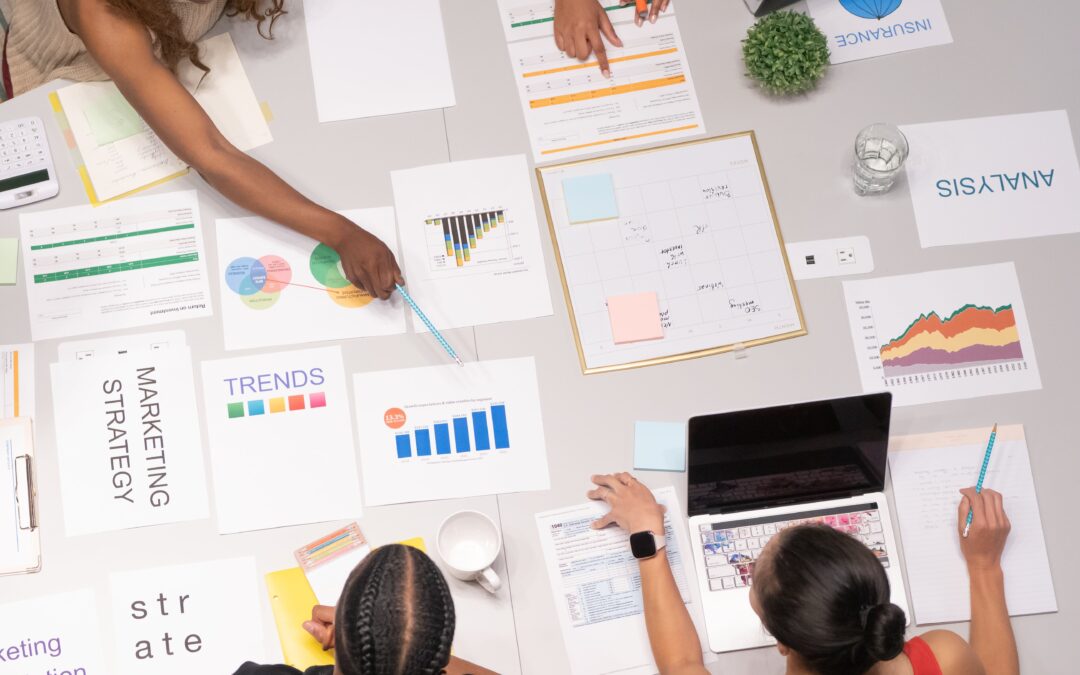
[900,110,1080,247]
[536,485,694,675]
[57,330,188,362]
[889,425,1057,624]
[806,0,952,64]
[19,190,213,341]
[497,0,704,162]
[1,418,38,575]
[50,341,210,536]
[353,357,551,506]
[1,343,33,419]
[843,262,1041,407]
[391,155,553,331]
[304,0,455,121]
[217,208,406,350]
[200,346,363,533]
[0,589,107,675]
[55,33,271,202]
[110,557,266,674]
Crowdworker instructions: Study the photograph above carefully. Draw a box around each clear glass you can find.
[853,123,909,195]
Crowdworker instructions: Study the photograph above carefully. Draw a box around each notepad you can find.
[266,568,336,669]
[295,523,371,605]
[889,425,1057,624]
[0,239,17,285]
[563,174,619,224]
[634,421,686,472]
[608,292,664,344]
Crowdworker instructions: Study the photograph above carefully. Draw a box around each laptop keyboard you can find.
[698,502,889,591]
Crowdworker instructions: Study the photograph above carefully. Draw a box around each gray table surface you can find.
[1,1,1076,673]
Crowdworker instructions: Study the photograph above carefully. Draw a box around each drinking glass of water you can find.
[853,123,909,195]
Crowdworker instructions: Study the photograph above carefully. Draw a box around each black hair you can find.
[755,524,906,675]
[335,544,456,675]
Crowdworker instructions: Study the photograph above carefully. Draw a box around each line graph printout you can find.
[538,133,805,373]
[216,208,406,350]
[497,0,704,162]
[843,262,1042,407]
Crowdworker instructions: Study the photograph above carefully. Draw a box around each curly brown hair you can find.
[104,0,286,74]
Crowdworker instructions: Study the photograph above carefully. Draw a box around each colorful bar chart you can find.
[425,210,506,268]
[394,403,511,460]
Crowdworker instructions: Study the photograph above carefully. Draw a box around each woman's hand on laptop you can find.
[588,473,665,535]
[958,487,1011,572]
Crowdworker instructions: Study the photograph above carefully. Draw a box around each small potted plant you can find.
[742,10,830,95]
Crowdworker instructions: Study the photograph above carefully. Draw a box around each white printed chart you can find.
[538,133,805,373]
[842,262,1042,407]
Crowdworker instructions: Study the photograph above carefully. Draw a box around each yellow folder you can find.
[266,568,336,669]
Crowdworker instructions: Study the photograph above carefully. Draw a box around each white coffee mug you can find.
[436,510,502,594]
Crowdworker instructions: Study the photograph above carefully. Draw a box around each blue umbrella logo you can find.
[841,0,903,20]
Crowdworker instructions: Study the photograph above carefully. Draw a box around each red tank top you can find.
[903,636,943,675]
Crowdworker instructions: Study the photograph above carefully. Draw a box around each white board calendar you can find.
[536,133,806,373]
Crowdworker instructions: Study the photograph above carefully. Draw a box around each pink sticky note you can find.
[607,292,664,344]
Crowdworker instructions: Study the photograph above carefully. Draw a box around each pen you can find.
[635,0,649,20]
[395,283,464,367]
[962,423,998,538]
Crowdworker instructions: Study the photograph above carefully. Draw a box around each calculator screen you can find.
[0,168,49,193]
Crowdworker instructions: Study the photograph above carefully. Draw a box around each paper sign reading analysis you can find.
[391,155,553,331]
[889,426,1057,624]
[200,345,363,533]
[806,0,952,64]
[353,357,551,506]
[53,32,271,203]
[50,339,210,536]
[842,262,1042,407]
[900,110,1080,247]
[497,0,705,161]
[19,190,213,341]
[535,486,695,675]
[110,557,266,674]
[0,589,107,675]
[1,343,34,419]
[304,0,455,121]
[216,207,406,350]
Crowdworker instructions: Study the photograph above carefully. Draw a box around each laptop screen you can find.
[686,393,892,517]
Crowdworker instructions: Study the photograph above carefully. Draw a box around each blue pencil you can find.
[395,283,464,367]
[962,423,998,538]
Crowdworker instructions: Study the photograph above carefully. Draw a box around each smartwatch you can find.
[630,531,667,560]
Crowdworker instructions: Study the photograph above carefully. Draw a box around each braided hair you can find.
[335,544,456,675]
[754,525,906,675]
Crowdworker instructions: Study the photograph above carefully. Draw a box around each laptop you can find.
[686,393,909,653]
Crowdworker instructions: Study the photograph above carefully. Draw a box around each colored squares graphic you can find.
[269,397,286,413]
[310,392,327,408]
[434,423,452,455]
[472,411,491,451]
[227,402,245,419]
[288,395,306,411]
[247,400,265,416]
[563,173,619,224]
[453,417,471,453]
[396,434,412,459]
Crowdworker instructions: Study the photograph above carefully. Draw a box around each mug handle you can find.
[477,566,501,593]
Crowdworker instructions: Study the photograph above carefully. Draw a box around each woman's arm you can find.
[60,0,401,299]
[958,488,1020,675]
[588,473,707,675]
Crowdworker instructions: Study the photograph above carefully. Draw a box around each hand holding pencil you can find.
[958,487,1011,572]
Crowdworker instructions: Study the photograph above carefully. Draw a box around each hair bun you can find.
[863,603,906,662]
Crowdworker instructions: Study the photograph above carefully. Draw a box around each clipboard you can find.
[1,417,41,576]
[266,568,336,669]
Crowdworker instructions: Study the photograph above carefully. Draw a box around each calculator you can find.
[0,116,59,210]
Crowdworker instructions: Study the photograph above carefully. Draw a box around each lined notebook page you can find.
[889,425,1057,625]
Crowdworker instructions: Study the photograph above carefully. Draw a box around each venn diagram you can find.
[225,244,373,310]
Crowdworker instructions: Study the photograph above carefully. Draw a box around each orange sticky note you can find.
[607,292,663,344]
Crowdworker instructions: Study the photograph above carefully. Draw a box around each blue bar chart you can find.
[394,403,511,460]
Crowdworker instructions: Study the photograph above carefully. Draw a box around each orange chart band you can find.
[529,74,686,109]
[522,48,679,78]
[540,123,699,156]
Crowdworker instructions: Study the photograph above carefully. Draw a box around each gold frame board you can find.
[535,131,807,374]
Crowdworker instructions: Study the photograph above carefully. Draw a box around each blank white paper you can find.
[304,0,456,122]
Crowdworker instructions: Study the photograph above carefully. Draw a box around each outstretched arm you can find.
[61,0,402,299]
[589,473,707,675]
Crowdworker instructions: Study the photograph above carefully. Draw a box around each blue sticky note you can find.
[563,173,619,224]
[634,421,686,472]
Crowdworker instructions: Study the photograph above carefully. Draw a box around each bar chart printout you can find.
[425,209,511,271]
[353,358,551,506]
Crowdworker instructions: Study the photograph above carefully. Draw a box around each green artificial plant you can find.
[742,10,830,95]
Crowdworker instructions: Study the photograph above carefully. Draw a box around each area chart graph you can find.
[880,304,1023,378]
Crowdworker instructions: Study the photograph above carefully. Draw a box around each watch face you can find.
[630,531,658,559]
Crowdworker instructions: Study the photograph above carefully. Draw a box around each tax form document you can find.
[889,425,1057,625]
[19,190,212,341]
[497,0,705,162]
[536,485,702,675]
